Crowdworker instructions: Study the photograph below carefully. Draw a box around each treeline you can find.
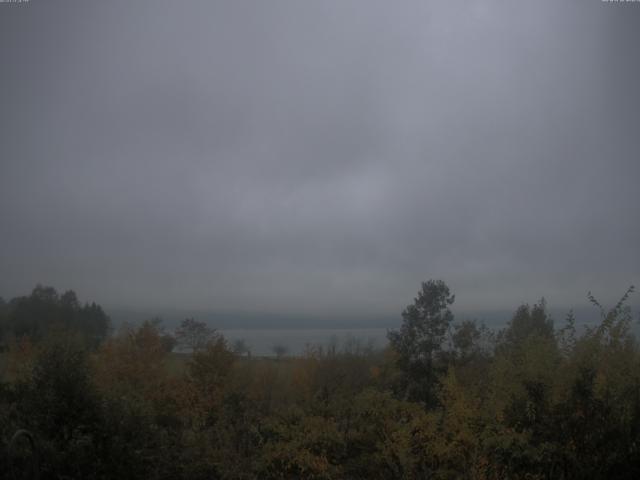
[0,285,110,347]
[0,281,639,479]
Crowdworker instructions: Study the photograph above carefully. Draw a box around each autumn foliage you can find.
[0,283,639,479]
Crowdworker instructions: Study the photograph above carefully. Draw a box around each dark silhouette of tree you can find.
[387,279,455,405]
[174,317,216,353]
[451,319,488,362]
[16,340,102,478]
[272,344,288,359]
[0,285,110,347]
[232,338,250,357]
[498,298,554,352]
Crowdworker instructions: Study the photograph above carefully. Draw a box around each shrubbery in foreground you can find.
[0,283,638,479]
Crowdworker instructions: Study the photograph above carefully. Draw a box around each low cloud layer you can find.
[1,1,638,318]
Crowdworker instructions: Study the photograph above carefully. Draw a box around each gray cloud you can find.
[1,0,638,319]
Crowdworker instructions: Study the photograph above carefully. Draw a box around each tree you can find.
[387,279,455,405]
[16,340,103,478]
[232,338,250,357]
[498,298,554,353]
[0,297,7,346]
[272,344,288,359]
[451,319,489,364]
[174,318,215,353]
[146,317,177,352]
[185,335,236,430]
[1,285,110,346]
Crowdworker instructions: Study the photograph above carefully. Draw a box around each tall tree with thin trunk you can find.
[387,279,455,405]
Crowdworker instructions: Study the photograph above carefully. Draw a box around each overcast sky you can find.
[1,0,638,320]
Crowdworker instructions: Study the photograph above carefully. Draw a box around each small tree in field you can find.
[387,279,455,405]
[272,344,288,359]
[232,338,250,357]
[175,318,216,353]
